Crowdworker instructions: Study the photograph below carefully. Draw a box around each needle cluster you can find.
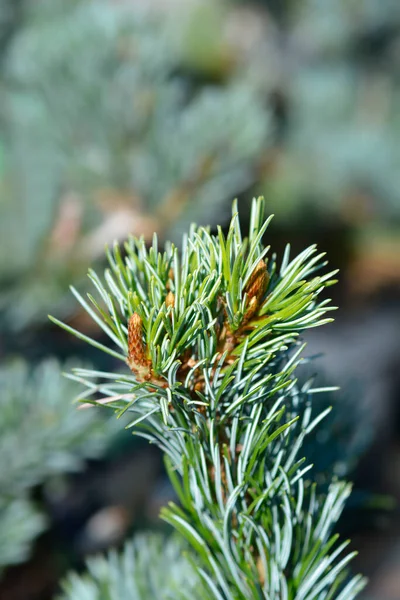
[51,198,366,599]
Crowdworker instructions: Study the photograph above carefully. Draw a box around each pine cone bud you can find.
[245,259,269,303]
[165,291,175,308]
[127,313,147,369]
[256,555,265,586]
[243,260,269,322]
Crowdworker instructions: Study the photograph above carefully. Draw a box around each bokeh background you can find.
[0,0,399,598]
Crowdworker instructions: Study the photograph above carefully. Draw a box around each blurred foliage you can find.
[0,498,45,571]
[0,360,111,493]
[0,0,269,331]
[0,359,116,571]
[183,0,400,301]
[181,0,400,224]
[0,0,25,58]
[58,533,206,600]
[233,0,400,225]
[1,0,398,330]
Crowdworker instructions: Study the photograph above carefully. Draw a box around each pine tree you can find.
[51,197,366,599]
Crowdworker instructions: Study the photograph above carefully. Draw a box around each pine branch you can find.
[51,197,366,598]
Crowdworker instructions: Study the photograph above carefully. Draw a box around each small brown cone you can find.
[243,260,269,322]
[127,313,148,369]
[256,554,265,586]
[165,291,175,308]
[245,259,269,303]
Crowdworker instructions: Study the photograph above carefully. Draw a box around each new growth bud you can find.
[165,291,175,308]
[243,259,269,322]
[127,313,148,370]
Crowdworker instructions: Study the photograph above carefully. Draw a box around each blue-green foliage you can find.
[0,359,115,570]
[58,533,207,600]
[52,198,366,598]
[0,498,45,571]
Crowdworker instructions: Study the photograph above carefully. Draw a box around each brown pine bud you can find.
[256,555,265,586]
[244,296,258,321]
[127,313,148,369]
[245,259,269,303]
[165,291,175,308]
[243,260,269,323]
[194,381,204,392]
[166,268,174,292]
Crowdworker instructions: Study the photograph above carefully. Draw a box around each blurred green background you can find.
[0,1,399,598]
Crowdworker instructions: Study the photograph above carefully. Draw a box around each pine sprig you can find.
[49,198,337,394]
[50,197,366,599]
